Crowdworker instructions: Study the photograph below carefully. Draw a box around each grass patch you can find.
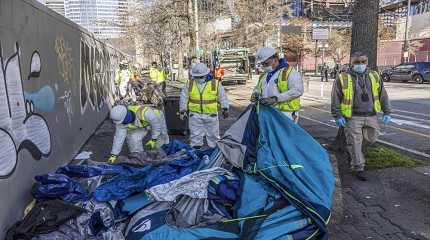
[365,145,425,169]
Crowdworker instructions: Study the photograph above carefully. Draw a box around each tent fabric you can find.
[6,200,85,240]
[255,105,334,238]
[32,174,89,202]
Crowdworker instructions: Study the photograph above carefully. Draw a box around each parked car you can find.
[380,62,430,84]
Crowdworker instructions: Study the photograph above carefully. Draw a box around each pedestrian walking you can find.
[331,51,392,181]
[251,47,304,123]
[179,63,229,148]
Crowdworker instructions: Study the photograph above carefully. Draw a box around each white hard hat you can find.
[256,47,276,64]
[191,63,210,77]
[110,105,128,124]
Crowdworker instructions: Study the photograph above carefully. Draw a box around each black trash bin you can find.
[164,95,188,135]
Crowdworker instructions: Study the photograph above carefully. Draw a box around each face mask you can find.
[262,66,273,73]
[353,64,367,73]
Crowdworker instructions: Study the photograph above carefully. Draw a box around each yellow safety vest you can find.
[256,66,301,112]
[149,67,167,83]
[188,79,219,114]
[338,71,382,118]
[125,105,160,130]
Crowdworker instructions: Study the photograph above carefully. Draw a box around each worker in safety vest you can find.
[251,47,304,123]
[331,51,392,181]
[107,84,169,163]
[115,60,131,98]
[179,63,229,148]
[149,61,167,93]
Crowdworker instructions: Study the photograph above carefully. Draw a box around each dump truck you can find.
[214,48,251,85]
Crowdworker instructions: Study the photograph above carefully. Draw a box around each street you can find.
[302,77,430,158]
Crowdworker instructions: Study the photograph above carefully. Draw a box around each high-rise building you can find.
[64,0,129,39]
[45,0,65,16]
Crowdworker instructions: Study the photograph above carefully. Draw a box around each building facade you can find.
[64,0,128,39]
[45,0,65,16]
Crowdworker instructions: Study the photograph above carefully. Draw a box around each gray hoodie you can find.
[331,69,391,119]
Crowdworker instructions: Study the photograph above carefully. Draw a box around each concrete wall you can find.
[0,0,121,235]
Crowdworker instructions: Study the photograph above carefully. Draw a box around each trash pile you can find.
[6,105,335,240]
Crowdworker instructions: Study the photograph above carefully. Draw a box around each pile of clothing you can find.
[7,105,335,240]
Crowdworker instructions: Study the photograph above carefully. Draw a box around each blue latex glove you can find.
[383,115,391,125]
[335,117,347,127]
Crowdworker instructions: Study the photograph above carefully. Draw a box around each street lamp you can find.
[318,42,329,65]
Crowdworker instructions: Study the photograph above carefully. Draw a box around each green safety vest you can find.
[256,66,301,112]
[188,79,219,114]
[126,105,160,130]
[338,71,382,118]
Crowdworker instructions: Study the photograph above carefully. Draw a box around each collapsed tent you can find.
[126,105,334,240]
[13,105,334,240]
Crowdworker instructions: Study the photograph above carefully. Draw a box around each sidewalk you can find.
[300,118,430,240]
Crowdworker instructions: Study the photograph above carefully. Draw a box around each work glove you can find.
[335,117,347,127]
[179,111,187,121]
[222,108,229,119]
[145,139,157,150]
[260,96,278,106]
[107,154,118,164]
[382,114,391,125]
[250,92,260,102]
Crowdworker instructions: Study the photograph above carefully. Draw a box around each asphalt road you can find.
[302,77,430,159]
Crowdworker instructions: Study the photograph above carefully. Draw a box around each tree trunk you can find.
[187,0,196,55]
[350,0,379,70]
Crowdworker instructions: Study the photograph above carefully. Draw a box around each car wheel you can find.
[413,74,424,84]
[382,74,390,82]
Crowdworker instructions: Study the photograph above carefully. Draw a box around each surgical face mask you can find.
[262,65,273,73]
[353,64,367,73]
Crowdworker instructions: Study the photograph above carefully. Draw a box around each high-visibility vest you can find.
[256,66,301,112]
[116,69,130,84]
[125,105,160,130]
[338,71,382,118]
[188,79,219,114]
[149,67,167,83]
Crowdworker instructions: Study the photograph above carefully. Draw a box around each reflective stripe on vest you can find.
[339,71,382,118]
[125,105,160,130]
[188,80,219,114]
[256,67,301,112]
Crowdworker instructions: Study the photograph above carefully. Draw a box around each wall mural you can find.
[0,42,53,178]
[80,37,119,114]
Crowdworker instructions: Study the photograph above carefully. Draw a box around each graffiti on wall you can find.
[55,36,74,124]
[80,37,120,114]
[0,42,53,178]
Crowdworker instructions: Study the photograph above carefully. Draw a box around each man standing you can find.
[331,51,392,181]
[115,60,131,98]
[149,61,167,92]
[179,63,229,148]
[252,47,304,123]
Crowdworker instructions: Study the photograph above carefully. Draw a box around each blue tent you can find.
[126,105,335,240]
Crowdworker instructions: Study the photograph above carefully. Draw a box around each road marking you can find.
[305,106,430,139]
[392,109,430,118]
[391,113,430,123]
[301,115,430,160]
[391,118,430,130]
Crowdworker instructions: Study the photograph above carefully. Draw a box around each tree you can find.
[350,0,379,69]
[327,29,351,64]
[233,0,291,51]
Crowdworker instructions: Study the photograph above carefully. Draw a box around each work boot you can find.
[354,170,367,181]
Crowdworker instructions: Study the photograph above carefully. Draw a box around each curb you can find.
[328,153,344,226]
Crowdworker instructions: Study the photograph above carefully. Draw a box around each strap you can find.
[211,79,216,91]
[339,73,349,89]
[188,80,194,92]
[280,66,293,82]
[188,98,217,104]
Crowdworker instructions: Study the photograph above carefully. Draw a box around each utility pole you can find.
[194,0,199,55]
[314,40,318,75]
[403,0,412,63]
